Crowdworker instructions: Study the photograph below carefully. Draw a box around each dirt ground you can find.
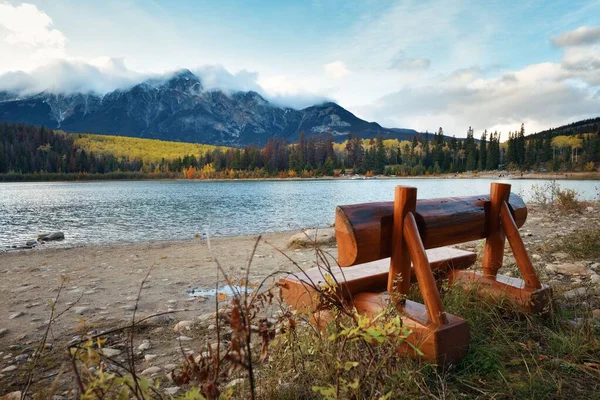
[1,203,599,396]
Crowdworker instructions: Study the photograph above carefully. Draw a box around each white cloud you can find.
[552,25,600,48]
[324,61,351,79]
[0,59,330,109]
[390,51,430,70]
[0,57,146,94]
[0,2,67,72]
[258,74,332,108]
[192,65,262,93]
[0,3,66,48]
[358,55,600,136]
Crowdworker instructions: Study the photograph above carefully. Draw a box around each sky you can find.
[0,0,600,137]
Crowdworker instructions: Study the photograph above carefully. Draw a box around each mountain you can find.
[0,69,417,146]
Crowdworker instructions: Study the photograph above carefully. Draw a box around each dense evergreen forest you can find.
[0,120,598,181]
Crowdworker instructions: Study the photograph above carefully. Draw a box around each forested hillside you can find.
[73,134,224,164]
[505,123,600,171]
[0,123,184,180]
[529,117,600,139]
[1,121,598,181]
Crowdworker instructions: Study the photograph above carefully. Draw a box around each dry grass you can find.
[549,227,600,260]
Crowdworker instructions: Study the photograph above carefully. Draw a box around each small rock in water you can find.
[1,365,17,373]
[37,232,65,242]
[144,354,157,362]
[163,363,177,371]
[0,328,8,337]
[176,336,193,342]
[9,311,24,320]
[15,354,29,362]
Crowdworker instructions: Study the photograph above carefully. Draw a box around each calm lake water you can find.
[0,178,598,249]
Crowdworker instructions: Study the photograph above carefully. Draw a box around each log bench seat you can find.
[280,247,477,312]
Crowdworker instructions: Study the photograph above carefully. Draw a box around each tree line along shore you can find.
[1,120,599,181]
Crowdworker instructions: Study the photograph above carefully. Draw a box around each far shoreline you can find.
[1,170,599,183]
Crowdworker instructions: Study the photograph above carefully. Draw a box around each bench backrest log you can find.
[335,193,527,267]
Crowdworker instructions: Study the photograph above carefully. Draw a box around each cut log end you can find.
[335,206,358,266]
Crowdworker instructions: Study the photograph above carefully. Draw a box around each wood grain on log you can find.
[336,193,527,267]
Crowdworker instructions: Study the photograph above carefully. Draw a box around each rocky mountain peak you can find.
[164,69,203,92]
[0,73,418,146]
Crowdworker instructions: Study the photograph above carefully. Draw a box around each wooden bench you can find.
[280,183,551,366]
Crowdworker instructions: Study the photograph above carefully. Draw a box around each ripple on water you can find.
[0,179,597,249]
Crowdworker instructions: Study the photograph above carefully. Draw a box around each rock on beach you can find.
[288,228,336,248]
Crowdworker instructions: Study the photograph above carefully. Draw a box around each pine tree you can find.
[375,134,387,174]
[478,130,487,171]
[465,126,477,171]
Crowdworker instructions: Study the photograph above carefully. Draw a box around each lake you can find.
[1,178,598,249]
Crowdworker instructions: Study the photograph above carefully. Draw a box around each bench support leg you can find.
[450,183,552,313]
[380,186,470,365]
[388,186,416,298]
[482,183,511,277]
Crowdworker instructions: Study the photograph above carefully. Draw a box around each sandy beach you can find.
[0,231,325,343]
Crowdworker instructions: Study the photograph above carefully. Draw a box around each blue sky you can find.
[1,0,600,136]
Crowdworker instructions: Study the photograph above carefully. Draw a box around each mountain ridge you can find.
[0,69,417,146]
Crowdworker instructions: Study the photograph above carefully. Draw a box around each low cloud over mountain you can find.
[0,68,415,146]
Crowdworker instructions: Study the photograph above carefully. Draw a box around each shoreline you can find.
[1,170,599,184]
[1,229,303,254]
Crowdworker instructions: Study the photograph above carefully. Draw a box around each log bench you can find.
[280,183,552,366]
